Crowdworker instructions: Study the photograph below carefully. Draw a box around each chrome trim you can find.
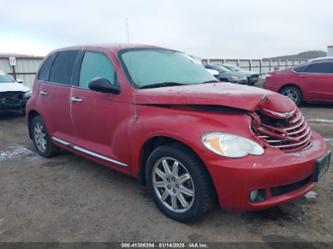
[261,107,297,119]
[287,124,308,136]
[284,116,305,131]
[73,145,128,167]
[52,136,127,167]
[52,136,72,146]
[271,132,312,149]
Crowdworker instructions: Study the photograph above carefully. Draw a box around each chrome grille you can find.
[252,109,312,152]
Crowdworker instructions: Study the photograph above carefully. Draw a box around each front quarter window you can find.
[120,49,216,88]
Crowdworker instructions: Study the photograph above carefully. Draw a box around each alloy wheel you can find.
[152,157,195,213]
[34,122,47,153]
[282,89,299,103]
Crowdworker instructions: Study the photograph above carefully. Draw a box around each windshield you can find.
[0,74,14,83]
[209,64,230,72]
[225,65,240,71]
[120,49,217,88]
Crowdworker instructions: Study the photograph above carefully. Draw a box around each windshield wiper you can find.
[139,82,186,89]
[201,80,219,83]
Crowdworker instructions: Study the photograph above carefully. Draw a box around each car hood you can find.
[0,83,31,93]
[134,83,295,114]
[221,71,246,77]
[239,70,258,76]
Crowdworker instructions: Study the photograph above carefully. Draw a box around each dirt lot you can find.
[0,103,332,243]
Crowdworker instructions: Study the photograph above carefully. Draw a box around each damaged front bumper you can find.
[205,131,329,211]
[0,91,29,111]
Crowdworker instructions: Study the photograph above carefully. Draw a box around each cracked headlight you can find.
[202,132,264,158]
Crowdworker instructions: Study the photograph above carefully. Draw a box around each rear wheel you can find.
[145,144,215,222]
[280,86,302,106]
[31,116,59,157]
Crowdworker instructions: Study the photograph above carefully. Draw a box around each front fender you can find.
[128,105,253,177]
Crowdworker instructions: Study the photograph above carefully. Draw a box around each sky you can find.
[0,0,332,58]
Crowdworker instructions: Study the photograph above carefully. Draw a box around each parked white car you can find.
[0,72,31,114]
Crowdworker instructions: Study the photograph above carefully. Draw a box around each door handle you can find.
[71,97,82,103]
[40,90,48,96]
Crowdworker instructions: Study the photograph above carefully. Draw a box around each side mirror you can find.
[16,79,23,83]
[88,77,120,94]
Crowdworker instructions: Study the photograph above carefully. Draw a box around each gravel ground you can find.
[0,100,332,243]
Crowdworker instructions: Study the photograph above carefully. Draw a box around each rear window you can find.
[305,62,333,74]
[293,65,307,72]
[49,51,79,84]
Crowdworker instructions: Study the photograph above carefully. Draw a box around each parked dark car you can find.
[204,64,248,84]
[223,64,259,85]
[0,72,31,114]
[264,58,333,105]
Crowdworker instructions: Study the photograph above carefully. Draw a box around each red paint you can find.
[27,44,328,211]
[263,66,333,103]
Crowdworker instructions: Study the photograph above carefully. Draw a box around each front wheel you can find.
[280,86,302,106]
[145,144,215,222]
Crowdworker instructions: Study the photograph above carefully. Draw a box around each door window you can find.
[79,52,116,89]
[305,62,333,74]
[49,51,79,84]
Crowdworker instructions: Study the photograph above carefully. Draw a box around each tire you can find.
[31,116,59,157]
[280,86,302,106]
[145,144,215,222]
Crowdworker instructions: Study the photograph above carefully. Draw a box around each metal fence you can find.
[202,59,307,75]
[0,56,44,88]
[0,55,308,89]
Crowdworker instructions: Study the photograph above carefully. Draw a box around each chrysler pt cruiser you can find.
[26,44,331,222]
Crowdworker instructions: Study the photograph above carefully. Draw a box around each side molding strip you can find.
[52,136,127,167]
[52,136,72,146]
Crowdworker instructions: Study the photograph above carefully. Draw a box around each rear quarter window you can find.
[37,54,55,81]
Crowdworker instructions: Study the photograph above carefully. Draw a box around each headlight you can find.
[231,76,239,81]
[202,132,264,158]
[23,91,32,99]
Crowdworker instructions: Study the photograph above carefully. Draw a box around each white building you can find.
[328,45,333,57]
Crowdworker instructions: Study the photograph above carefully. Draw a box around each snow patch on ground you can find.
[0,145,36,161]
[305,191,317,200]
[307,119,333,124]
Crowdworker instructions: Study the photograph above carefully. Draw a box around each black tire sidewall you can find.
[31,116,55,157]
[145,145,212,222]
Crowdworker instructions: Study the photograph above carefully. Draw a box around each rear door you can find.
[300,62,333,102]
[70,51,131,169]
[39,50,79,141]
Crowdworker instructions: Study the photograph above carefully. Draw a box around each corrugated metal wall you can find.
[0,56,44,88]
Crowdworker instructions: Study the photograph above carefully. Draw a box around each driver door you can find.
[70,51,131,168]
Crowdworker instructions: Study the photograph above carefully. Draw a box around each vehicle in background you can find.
[26,44,329,222]
[204,64,248,84]
[0,72,31,114]
[263,58,333,105]
[223,64,259,86]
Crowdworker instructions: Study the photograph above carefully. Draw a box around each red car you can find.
[26,44,330,221]
[264,58,333,105]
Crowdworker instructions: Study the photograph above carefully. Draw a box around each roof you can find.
[310,56,333,62]
[51,43,167,54]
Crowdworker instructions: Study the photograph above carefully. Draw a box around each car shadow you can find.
[0,111,24,121]
[301,103,333,108]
